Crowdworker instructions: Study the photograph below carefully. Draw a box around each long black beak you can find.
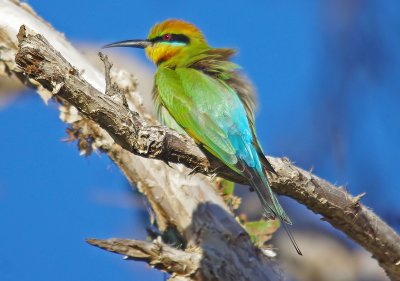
[102,39,151,49]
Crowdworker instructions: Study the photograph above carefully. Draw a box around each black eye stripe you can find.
[171,34,190,43]
[151,34,190,44]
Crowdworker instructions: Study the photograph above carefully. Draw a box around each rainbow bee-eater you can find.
[104,19,301,255]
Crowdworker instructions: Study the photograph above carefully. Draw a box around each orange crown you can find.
[148,19,206,42]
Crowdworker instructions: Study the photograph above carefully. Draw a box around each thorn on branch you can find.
[351,192,366,208]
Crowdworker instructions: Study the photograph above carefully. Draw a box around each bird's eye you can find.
[163,33,172,41]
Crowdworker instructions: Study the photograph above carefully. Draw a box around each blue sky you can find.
[1,1,399,280]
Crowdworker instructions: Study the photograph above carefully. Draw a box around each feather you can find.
[189,48,277,174]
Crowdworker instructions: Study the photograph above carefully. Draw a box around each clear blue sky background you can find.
[1,1,399,280]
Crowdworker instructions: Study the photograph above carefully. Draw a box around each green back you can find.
[155,67,245,172]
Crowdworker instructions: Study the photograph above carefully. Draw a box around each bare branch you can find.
[268,158,400,280]
[86,238,200,277]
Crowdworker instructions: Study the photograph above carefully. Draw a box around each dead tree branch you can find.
[87,238,201,278]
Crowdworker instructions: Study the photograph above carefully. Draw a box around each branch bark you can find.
[87,238,201,278]
[1,1,399,280]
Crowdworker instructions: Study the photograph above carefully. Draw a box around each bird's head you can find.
[104,19,209,66]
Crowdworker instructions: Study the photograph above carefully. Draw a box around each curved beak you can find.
[102,39,151,49]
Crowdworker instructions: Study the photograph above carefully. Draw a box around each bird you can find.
[104,19,302,255]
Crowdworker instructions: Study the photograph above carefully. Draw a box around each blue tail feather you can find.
[239,146,302,255]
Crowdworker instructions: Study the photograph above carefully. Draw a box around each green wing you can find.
[155,67,242,171]
[156,67,292,226]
